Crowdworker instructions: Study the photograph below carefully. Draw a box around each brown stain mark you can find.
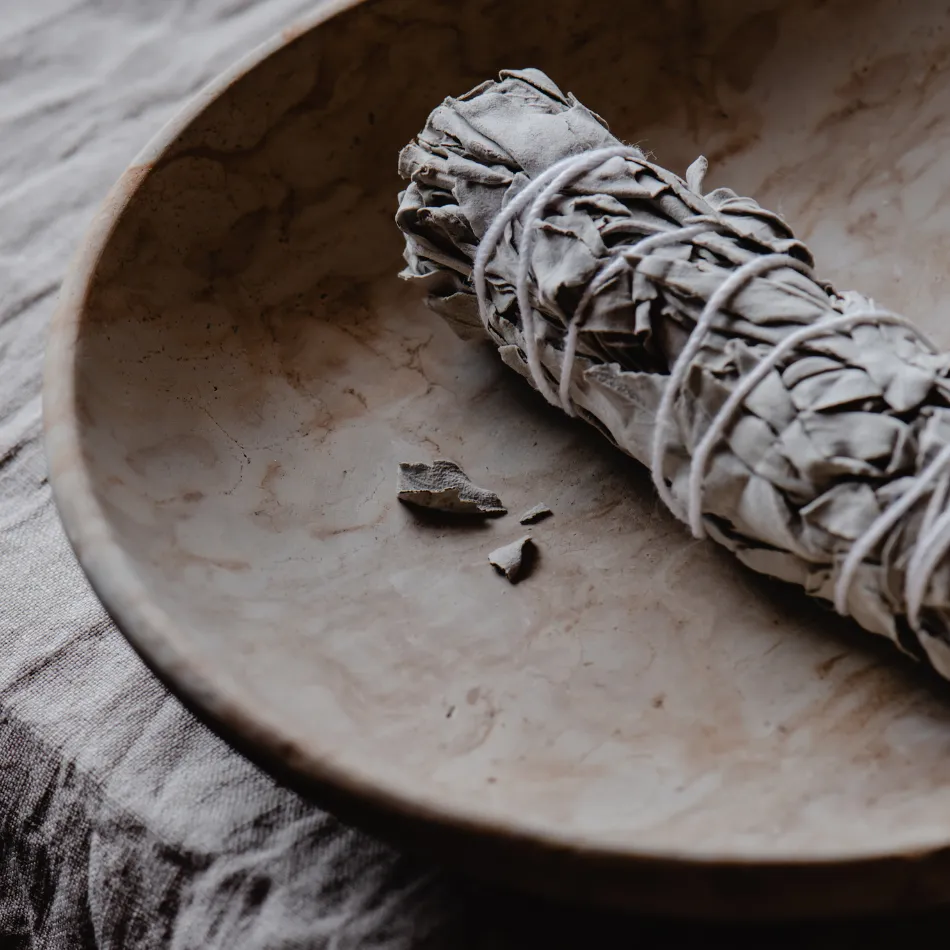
[846,209,879,237]
[442,687,498,757]
[706,131,763,168]
[771,642,941,759]
[261,461,283,493]
[815,98,873,134]
[816,652,849,678]
[717,10,779,93]
[307,509,388,541]
[176,551,252,573]
[189,206,269,279]
[835,52,912,108]
[343,387,368,410]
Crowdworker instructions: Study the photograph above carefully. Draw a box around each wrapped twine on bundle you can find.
[395,68,950,679]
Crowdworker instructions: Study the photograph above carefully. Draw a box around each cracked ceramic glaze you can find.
[43,0,950,917]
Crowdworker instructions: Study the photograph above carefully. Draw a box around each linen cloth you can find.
[0,1,947,946]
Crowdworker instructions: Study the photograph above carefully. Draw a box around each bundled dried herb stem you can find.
[396,68,950,678]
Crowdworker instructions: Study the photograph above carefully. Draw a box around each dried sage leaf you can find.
[488,535,533,582]
[397,460,506,515]
[519,503,553,524]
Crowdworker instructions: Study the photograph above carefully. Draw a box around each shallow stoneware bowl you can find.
[45,0,950,918]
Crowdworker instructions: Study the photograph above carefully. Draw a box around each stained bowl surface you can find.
[45,0,950,917]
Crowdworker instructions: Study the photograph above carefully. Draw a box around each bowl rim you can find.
[41,0,950,899]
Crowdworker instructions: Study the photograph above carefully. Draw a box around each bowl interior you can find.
[64,0,950,866]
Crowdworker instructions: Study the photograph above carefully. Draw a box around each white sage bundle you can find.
[395,68,950,679]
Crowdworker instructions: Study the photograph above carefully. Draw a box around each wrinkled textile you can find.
[0,2,462,946]
[396,69,950,680]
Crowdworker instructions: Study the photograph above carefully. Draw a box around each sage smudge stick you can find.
[395,68,950,679]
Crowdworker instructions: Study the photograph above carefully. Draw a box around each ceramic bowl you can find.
[45,0,950,917]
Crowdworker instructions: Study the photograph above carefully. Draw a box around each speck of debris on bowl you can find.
[488,535,533,582]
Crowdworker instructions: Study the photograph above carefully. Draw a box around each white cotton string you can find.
[474,146,950,635]
[679,305,946,623]
[473,157,580,329]
[678,295,950,629]
[904,466,950,628]
[908,512,950,627]
[473,145,643,408]
[517,146,644,406]
[836,441,950,619]
[920,466,950,540]
[687,309,932,539]
[473,152,617,337]
[559,223,715,415]
[651,252,815,519]
[905,471,950,628]
[909,469,950,615]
